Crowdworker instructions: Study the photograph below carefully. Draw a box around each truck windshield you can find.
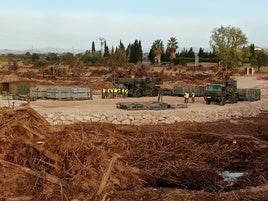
[118,84,126,88]
[205,85,222,92]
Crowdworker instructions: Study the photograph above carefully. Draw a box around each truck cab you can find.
[204,80,238,105]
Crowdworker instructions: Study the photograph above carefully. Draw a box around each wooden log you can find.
[14,106,50,127]
[10,123,47,140]
[23,138,61,162]
[97,154,121,195]
[0,159,63,186]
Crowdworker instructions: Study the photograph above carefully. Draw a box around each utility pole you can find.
[194,52,199,69]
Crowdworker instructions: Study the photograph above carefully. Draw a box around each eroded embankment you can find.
[44,100,268,125]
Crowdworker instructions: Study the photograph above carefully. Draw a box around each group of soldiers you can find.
[101,88,129,99]
[101,87,196,102]
[184,91,195,103]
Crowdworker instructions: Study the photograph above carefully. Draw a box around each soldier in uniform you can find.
[158,88,163,103]
[191,92,195,103]
[101,88,106,99]
[184,91,190,103]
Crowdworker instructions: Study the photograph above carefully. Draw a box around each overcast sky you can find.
[0,0,267,51]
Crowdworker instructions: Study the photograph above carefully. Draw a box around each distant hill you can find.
[1,46,266,55]
[0,47,86,55]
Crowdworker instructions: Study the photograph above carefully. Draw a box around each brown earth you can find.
[0,106,267,201]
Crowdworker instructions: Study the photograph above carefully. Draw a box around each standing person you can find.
[191,92,195,103]
[101,88,106,99]
[125,88,128,97]
[184,91,189,103]
[157,88,163,103]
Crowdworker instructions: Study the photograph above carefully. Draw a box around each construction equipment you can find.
[203,80,238,105]
[113,76,162,97]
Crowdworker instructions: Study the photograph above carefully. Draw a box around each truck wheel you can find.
[230,94,238,103]
[206,100,211,104]
[151,89,158,97]
[230,95,236,103]
[135,89,143,97]
[235,94,238,103]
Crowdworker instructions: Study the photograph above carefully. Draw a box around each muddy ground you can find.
[0,106,267,201]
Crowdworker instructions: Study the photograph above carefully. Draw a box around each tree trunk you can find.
[157,54,161,64]
[169,47,176,60]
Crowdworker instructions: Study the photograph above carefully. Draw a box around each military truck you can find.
[203,80,238,105]
[113,76,162,97]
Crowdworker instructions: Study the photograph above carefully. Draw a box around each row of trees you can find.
[250,44,268,72]
[83,37,218,66]
[148,45,218,65]
[146,26,267,74]
[82,40,143,66]
[2,25,268,73]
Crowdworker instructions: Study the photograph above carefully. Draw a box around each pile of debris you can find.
[0,106,141,200]
[0,106,267,200]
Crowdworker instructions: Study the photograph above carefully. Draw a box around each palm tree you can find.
[151,39,164,64]
[167,37,178,60]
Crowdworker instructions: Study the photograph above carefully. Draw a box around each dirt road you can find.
[1,75,267,125]
[29,75,268,122]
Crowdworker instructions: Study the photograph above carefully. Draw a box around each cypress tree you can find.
[138,40,143,62]
[91,41,96,52]
[128,40,143,63]
[103,41,110,58]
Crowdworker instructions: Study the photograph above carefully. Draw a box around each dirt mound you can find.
[0,107,267,200]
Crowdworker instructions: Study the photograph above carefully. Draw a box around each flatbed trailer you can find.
[116,101,187,110]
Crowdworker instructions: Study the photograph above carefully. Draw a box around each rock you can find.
[157,116,166,121]
[131,120,141,125]
[92,114,101,118]
[165,117,175,124]
[47,113,55,119]
[121,119,131,125]
[142,114,152,120]
[134,115,143,120]
[100,115,107,121]
[66,115,75,121]
[83,116,92,121]
[112,119,121,124]
[173,116,182,122]
[230,119,240,125]
[128,115,135,121]
[63,120,72,125]
[116,114,124,122]
[53,120,62,125]
[140,118,152,125]
[91,117,100,122]
[74,116,84,122]
[107,116,115,122]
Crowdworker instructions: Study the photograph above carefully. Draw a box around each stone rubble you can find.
[44,101,268,125]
